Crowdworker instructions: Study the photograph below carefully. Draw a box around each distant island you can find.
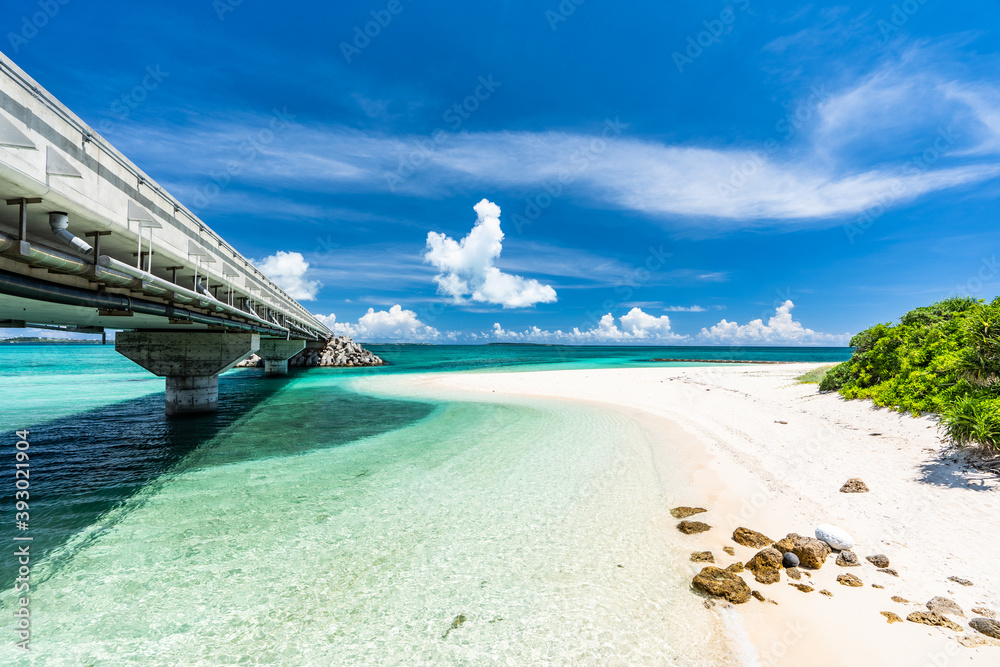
[0,337,102,345]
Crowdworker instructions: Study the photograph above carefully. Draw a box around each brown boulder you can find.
[726,562,745,574]
[840,478,870,493]
[907,612,962,631]
[866,554,890,568]
[837,573,864,587]
[819,589,833,598]
[891,596,909,604]
[692,566,751,604]
[677,520,712,534]
[836,550,860,567]
[671,506,708,519]
[789,583,815,593]
[690,551,714,563]
[881,611,904,624]
[970,618,1000,640]
[773,533,832,569]
[733,527,773,549]
[723,546,736,556]
[746,548,783,585]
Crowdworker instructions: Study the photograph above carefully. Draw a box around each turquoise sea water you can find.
[0,344,850,665]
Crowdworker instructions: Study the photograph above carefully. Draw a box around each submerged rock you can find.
[948,576,974,587]
[746,548,783,585]
[840,478,870,493]
[866,554,890,568]
[671,506,708,519]
[970,618,1000,640]
[819,589,833,598]
[733,527,773,549]
[891,596,909,604]
[815,524,854,551]
[692,566,752,604]
[723,546,736,556]
[972,607,997,620]
[789,583,815,593]
[836,550,860,567]
[907,611,962,632]
[881,611,904,624]
[442,614,467,639]
[837,573,864,587]
[877,568,899,577]
[927,597,965,618]
[677,520,712,535]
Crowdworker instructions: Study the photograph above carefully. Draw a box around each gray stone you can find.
[927,597,964,618]
[970,618,1000,640]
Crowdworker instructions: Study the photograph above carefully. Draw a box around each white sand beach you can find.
[398,363,1000,666]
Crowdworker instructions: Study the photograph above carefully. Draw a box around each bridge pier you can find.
[258,338,306,376]
[116,332,259,416]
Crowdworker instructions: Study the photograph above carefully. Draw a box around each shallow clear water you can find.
[0,344,849,665]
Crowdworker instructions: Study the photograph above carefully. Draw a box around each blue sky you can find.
[5,0,1000,343]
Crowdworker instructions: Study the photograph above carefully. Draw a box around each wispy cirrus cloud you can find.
[108,44,1000,229]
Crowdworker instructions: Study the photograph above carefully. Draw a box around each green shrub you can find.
[829,297,1000,449]
[942,396,1000,452]
[818,362,851,392]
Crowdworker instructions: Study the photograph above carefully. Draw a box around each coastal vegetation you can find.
[820,297,1000,452]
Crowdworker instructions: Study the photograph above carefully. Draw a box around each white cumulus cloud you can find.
[316,305,440,342]
[698,300,849,345]
[491,307,686,344]
[251,251,321,301]
[424,199,557,308]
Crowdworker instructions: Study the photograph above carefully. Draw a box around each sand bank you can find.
[400,363,1000,666]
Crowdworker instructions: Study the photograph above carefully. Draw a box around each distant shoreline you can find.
[650,358,793,364]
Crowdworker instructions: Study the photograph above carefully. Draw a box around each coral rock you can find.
[866,554,890,568]
[837,573,864,587]
[836,550,861,567]
[746,548,784,585]
[692,567,751,604]
[881,611,904,624]
[840,478,870,493]
[690,551,714,563]
[907,612,962,631]
[733,527,773,549]
[927,597,964,618]
[677,520,712,535]
[773,533,832,570]
[671,506,708,519]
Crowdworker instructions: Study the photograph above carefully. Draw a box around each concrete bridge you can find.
[0,52,332,415]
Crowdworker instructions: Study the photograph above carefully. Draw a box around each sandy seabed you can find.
[396,363,1000,667]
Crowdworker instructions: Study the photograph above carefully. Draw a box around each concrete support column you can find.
[258,338,306,376]
[165,375,219,414]
[116,332,259,416]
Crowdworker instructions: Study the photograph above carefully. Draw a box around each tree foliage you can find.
[821,297,1000,452]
